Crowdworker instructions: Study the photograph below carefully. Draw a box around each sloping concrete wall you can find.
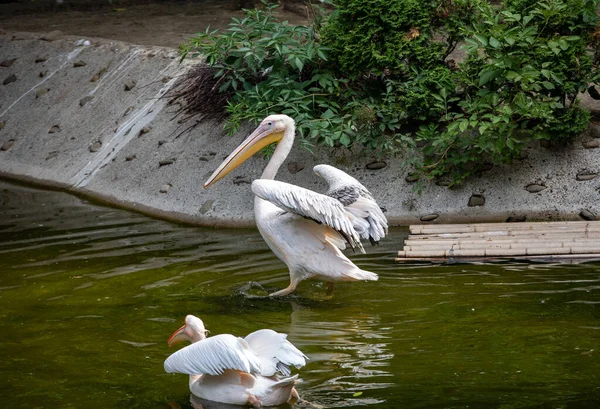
[1,32,599,227]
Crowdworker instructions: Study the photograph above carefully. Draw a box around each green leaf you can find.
[479,69,502,86]
[541,81,555,90]
[489,37,501,48]
[321,109,335,120]
[474,34,488,46]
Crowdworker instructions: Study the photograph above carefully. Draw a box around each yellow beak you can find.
[203,123,284,189]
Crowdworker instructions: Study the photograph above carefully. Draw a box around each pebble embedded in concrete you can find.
[420,214,439,222]
[89,141,102,152]
[526,183,547,193]
[1,139,16,151]
[199,200,214,214]
[0,58,16,67]
[80,96,94,107]
[159,159,175,167]
[582,139,600,149]
[160,184,172,193]
[405,173,419,183]
[576,171,598,181]
[3,74,17,85]
[366,161,387,170]
[468,194,486,207]
[287,161,305,174]
[579,209,597,221]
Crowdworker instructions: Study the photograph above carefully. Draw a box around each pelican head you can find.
[167,314,208,346]
[203,115,294,188]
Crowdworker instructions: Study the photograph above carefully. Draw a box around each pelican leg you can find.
[269,275,300,297]
[291,386,300,402]
[326,282,335,296]
[247,394,262,408]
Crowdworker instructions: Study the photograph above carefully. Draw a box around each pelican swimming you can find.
[164,314,306,407]
[204,114,388,296]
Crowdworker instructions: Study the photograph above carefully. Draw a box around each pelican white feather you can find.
[204,114,386,296]
[244,329,307,377]
[164,334,260,376]
[164,315,304,407]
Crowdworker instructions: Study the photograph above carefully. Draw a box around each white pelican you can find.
[164,314,306,407]
[204,114,387,296]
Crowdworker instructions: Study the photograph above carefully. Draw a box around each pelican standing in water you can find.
[204,114,388,296]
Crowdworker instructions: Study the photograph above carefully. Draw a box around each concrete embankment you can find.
[1,32,599,227]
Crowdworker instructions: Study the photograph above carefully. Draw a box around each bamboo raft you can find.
[395,220,600,263]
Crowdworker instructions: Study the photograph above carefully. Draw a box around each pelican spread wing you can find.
[204,114,384,296]
[244,329,307,377]
[314,164,388,244]
[164,334,261,376]
[251,179,365,253]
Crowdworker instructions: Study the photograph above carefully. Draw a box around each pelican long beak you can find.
[167,324,188,347]
[203,123,284,188]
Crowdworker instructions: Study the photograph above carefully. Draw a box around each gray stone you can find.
[287,161,305,174]
[139,126,152,136]
[405,173,419,183]
[48,125,60,134]
[582,139,600,149]
[0,58,16,68]
[526,183,547,193]
[588,124,600,139]
[579,209,597,221]
[366,161,387,170]
[40,31,64,42]
[89,141,102,152]
[468,194,486,207]
[35,88,49,98]
[159,159,175,167]
[79,96,94,107]
[159,184,172,193]
[1,139,15,151]
[420,213,439,222]
[124,80,137,91]
[199,199,214,214]
[506,215,527,223]
[576,171,598,181]
[3,74,17,85]
[233,176,252,185]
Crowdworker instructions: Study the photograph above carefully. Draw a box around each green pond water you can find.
[0,181,599,409]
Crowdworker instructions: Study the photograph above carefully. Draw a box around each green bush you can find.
[417,0,598,186]
[177,0,599,186]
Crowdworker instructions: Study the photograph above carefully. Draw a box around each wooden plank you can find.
[403,238,600,250]
[395,253,600,263]
[409,220,600,235]
[405,228,600,240]
[405,236,600,246]
[399,245,600,258]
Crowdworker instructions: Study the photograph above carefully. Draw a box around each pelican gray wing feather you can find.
[164,334,261,376]
[313,164,388,244]
[251,179,365,253]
